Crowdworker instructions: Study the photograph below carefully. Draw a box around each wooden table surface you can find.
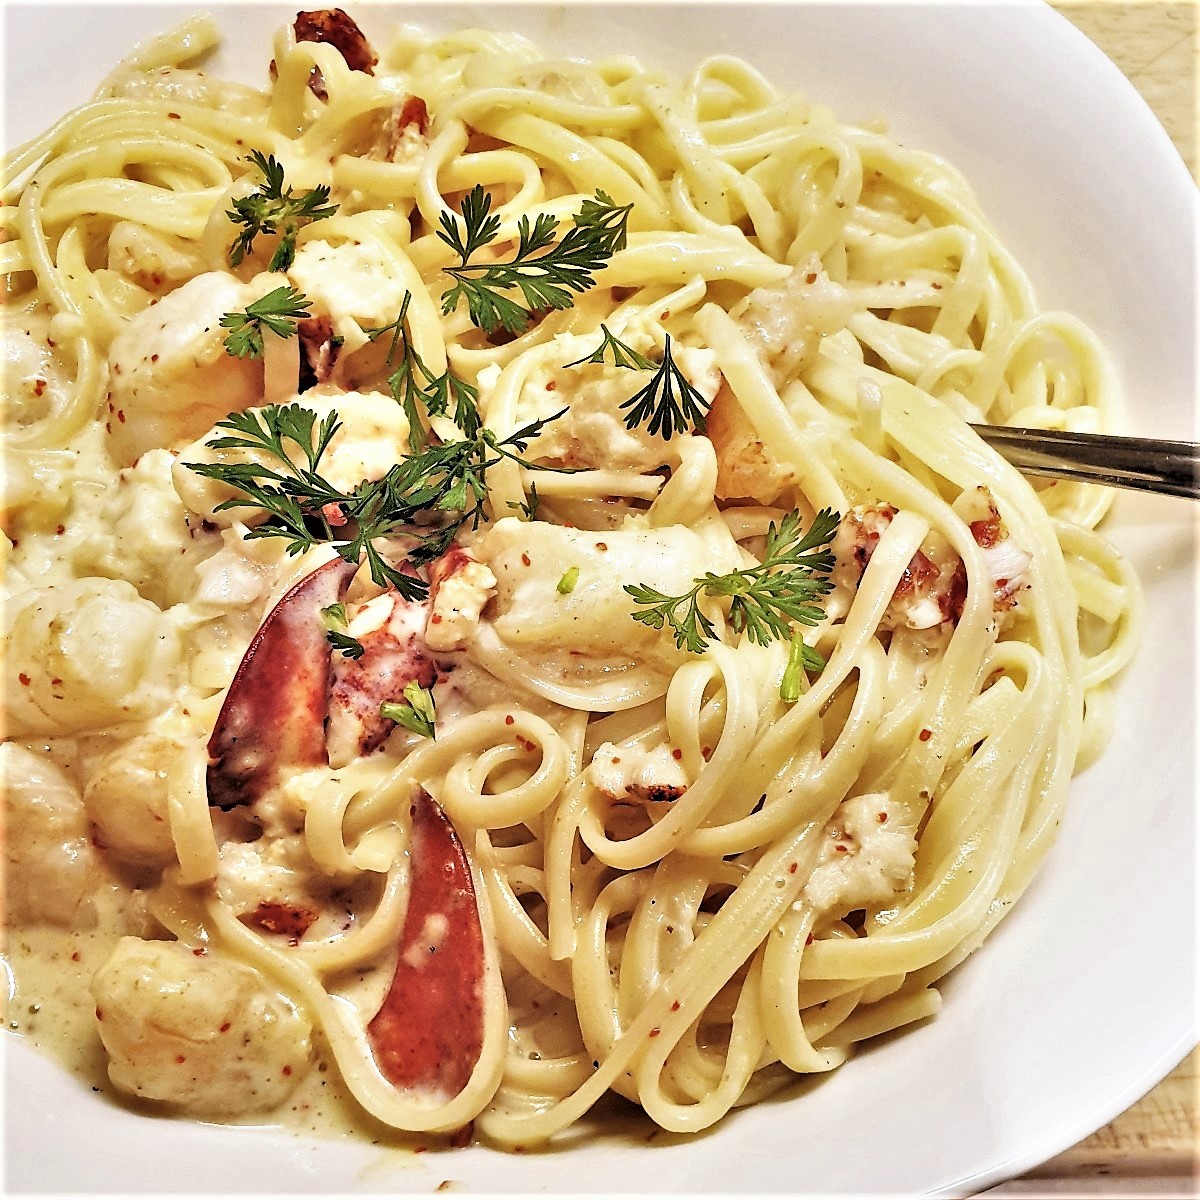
[988,3,1197,1196]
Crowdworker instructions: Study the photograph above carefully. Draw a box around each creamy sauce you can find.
[3,902,446,1147]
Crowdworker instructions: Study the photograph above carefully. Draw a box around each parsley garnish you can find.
[380,680,436,740]
[617,334,710,440]
[226,150,337,272]
[508,480,540,521]
[183,401,567,596]
[564,324,657,371]
[326,629,366,659]
[321,602,364,659]
[438,186,633,335]
[625,509,839,655]
[220,286,312,358]
[363,292,483,449]
[565,325,708,440]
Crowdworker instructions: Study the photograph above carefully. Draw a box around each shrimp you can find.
[83,730,190,867]
[91,938,313,1117]
[105,271,264,465]
[5,578,181,738]
[2,743,99,929]
[172,388,411,529]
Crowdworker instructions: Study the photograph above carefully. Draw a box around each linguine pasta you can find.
[1,9,1142,1147]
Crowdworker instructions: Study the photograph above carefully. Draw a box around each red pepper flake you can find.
[95,1008,104,1021]
[192,946,207,956]
[805,272,818,284]
[671,748,682,761]
[877,812,888,823]
[520,552,531,567]
[660,310,670,321]
[32,379,46,397]
[701,746,712,760]
[834,844,849,854]
[504,714,515,726]
[788,862,798,874]
[219,1021,231,1033]
[430,613,443,624]
[648,1027,661,1038]
[596,542,608,551]
[117,410,126,424]
[175,1054,186,1064]
[321,501,348,528]
[282,1065,292,1077]
[919,728,932,742]
[518,737,536,753]
[546,380,557,391]
[805,933,815,945]
[168,112,181,119]
[55,524,65,535]
[70,951,80,962]
[932,281,943,290]
[670,1000,680,1012]
[149,353,159,363]
[17,673,30,686]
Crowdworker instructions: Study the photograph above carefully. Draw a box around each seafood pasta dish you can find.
[1,7,1141,1146]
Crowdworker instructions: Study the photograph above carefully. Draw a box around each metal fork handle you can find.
[971,425,1200,500]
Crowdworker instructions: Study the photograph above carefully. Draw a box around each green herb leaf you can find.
[326,629,365,659]
[226,150,337,272]
[564,323,658,371]
[438,186,633,334]
[320,602,364,659]
[556,566,580,595]
[381,679,437,739]
[184,398,569,594]
[617,333,710,440]
[220,285,312,358]
[625,509,840,655]
[364,293,484,446]
[779,629,824,701]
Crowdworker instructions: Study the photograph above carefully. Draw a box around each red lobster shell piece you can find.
[293,9,378,74]
[367,789,486,1100]
[206,556,357,810]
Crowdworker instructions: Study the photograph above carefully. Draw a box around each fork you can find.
[971,425,1200,500]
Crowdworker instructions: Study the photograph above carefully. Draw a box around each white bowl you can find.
[4,3,1196,1194]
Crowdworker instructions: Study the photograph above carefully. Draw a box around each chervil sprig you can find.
[220,286,312,358]
[617,333,710,440]
[321,603,364,659]
[365,294,483,448]
[183,401,568,595]
[625,508,840,655]
[564,324,657,371]
[226,150,337,272]
[438,185,633,335]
